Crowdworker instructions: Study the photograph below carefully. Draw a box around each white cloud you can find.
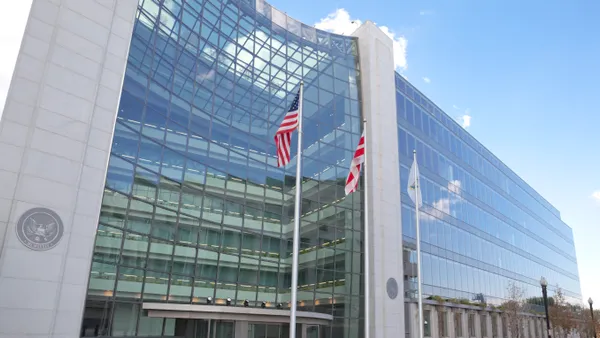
[423,77,431,84]
[0,0,32,118]
[456,108,472,129]
[314,9,362,35]
[378,26,408,71]
[592,191,600,203]
[420,10,434,16]
[196,69,215,82]
[448,180,462,195]
[315,9,408,71]
[461,114,472,128]
[433,198,451,214]
[452,106,472,128]
[420,180,467,221]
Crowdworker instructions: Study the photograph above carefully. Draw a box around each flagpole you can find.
[414,149,424,338]
[363,119,370,338]
[289,81,304,338]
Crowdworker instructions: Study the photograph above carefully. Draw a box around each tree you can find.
[577,306,594,338]
[579,307,600,338]
[595,309,600,338]
[548,286,576,338]
[503,282,526,338]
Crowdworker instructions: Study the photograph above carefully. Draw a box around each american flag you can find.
[274,89,301,167]
[345,131,365,195]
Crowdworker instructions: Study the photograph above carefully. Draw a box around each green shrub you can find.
[430,295,445,303]
[459,299,472,305]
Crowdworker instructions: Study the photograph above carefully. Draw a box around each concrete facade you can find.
[352,21,405,338]
[0,1,137,337]
[405,302,547,338]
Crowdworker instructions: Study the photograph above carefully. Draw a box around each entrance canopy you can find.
[143,303,334,326]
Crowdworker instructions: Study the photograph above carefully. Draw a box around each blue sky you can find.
[267,0,600,303]
[1,0,598,305]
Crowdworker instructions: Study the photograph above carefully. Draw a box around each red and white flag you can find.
[274,90,301,167]
[345,131,365,195]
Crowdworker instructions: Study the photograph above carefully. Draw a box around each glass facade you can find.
[396,73,582,305]
[76,0,583,336]
[81,0,364,336]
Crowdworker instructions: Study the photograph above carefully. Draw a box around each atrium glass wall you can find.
[396,73,582,306]
[81,0,364,336]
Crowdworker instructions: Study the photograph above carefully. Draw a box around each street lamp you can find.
[540,277,551,338]
[589,298,597,338]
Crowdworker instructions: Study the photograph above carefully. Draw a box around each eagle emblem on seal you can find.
[16,208,64,251]
[24,218,58,243]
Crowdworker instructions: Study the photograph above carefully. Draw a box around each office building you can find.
[0,0,581,337]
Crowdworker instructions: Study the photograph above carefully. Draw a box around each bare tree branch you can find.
[502,282,526,338]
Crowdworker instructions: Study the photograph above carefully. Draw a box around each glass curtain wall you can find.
[395,73,582,306]
[81,0,364,337]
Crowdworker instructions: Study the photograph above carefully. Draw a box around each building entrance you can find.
[174,319,232,338]
[174,319,325,338]
[146,303,331,338]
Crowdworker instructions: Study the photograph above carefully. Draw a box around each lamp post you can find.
[540,277,551,338]
[589,298,597,338]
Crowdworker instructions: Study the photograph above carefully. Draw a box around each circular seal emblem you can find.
[15,208,64,251]
[386,277,399,300]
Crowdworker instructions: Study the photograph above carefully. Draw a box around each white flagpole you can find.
[363,119,370,338]
[289,81,304,338]
[414,150,424,338]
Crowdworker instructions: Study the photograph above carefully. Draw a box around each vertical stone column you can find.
[448,309,456,338]
[408,303,418,338]
[497,313,501,338]
[352,21,403,338]
[486,312,493,338]
[475,312,482,338]
[429,306,438,338]
[0,1,137,337]
[462,310,469,338]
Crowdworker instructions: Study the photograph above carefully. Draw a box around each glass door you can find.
[194,319,210,338]
[306,325,319,338]
[248,323,267,338]
[210,320,235,338]
[248,323,290,338]
[248,323,315,338]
